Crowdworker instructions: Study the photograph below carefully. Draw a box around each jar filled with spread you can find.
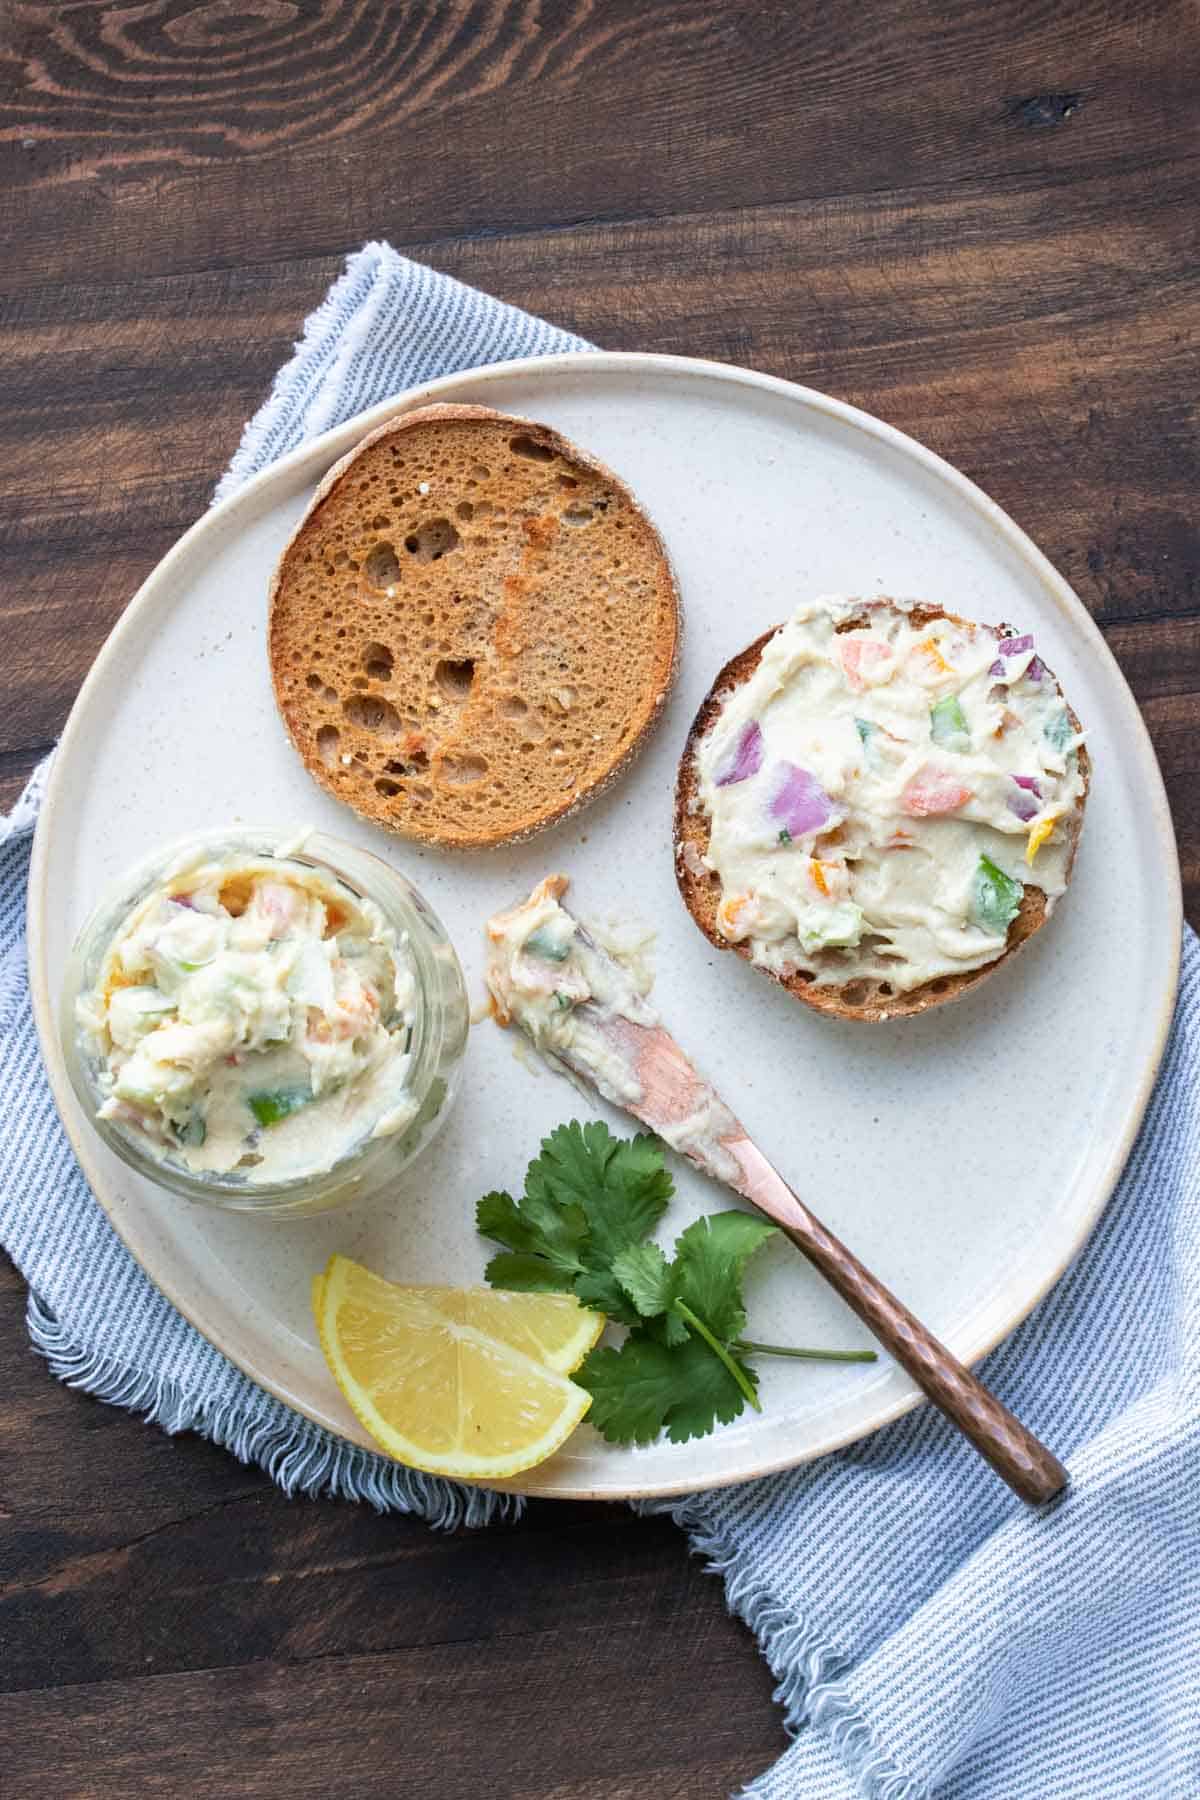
[63,829,469,1216]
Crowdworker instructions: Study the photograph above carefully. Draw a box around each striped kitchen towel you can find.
[2,243,1195,1797]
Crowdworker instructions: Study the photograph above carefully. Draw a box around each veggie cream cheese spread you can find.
[486,876,655,1106]
[693,599,1086,993]
[485,876,742,1182]
[77,852,419,1182]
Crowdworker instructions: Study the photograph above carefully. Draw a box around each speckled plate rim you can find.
[27,351,1182,1500]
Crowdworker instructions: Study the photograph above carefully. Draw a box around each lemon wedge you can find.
[313,1255,602,1479]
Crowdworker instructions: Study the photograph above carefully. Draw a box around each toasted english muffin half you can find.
[269,404,680,848]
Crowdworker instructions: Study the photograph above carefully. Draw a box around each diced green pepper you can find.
[524,926,572,963]
[247,1088,311,1128]
[929,695,970,751]
[124,986,174,1016]
[1045,709,1074,751]
[855,717,887,771]
[972,855,1023,936]
[797,901,865,953]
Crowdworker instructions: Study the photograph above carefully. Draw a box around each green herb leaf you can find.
[577,1339,678,1445]
[854,717,879,747]
[661,1336,758,1443]
[611,1242,675,1317]
[578,1332,756,1446]
[475,1189,541,1256]
[972,853,1023,936]
[670,1212,779,1344]
[573,1265,643,1326]
[532,1122,672,1266]
[777,827,793,846]
[474,1181,586,1283]
[673,1299,761,1414]
[609,1212,777,1346]
[475,1121,672,1320]
[478,1122,866,1450]
[481,1250,576,1293]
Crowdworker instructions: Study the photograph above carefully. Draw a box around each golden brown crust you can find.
[268,404,681,848]
[673,600,1090,1022]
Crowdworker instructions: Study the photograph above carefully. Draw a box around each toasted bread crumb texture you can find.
[269,407,679,847]
[674,602,1089,1022]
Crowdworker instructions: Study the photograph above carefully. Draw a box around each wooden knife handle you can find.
[729,1143,1067,1505]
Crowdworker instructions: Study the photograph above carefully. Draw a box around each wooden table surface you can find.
[2,5,1196,1795]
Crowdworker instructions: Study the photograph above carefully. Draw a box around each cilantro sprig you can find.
[477,1120,673,1326]
[477,1122,875,1447]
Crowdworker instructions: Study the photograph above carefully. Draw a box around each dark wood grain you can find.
[0,1645,776,1800]
[2,2,1198,1793]
[2,0,1195,290]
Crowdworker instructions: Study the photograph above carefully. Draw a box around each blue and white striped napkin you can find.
[3,244,1195,1798]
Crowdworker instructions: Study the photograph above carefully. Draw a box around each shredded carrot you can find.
[718,894,750,934]
[809,859,830,897]
[913,636,954,678]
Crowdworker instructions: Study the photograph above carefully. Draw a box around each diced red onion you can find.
[716,720,764,787]
[1007,774,1042,821]
[769,763,837,837]
[991,635,1042,684]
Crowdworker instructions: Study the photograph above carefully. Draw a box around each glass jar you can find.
[62,827,469,1218]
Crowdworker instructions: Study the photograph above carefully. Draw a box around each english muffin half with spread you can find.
[675,597,1089,1020]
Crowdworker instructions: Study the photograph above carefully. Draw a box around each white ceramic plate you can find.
[29,354,1181,1499]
